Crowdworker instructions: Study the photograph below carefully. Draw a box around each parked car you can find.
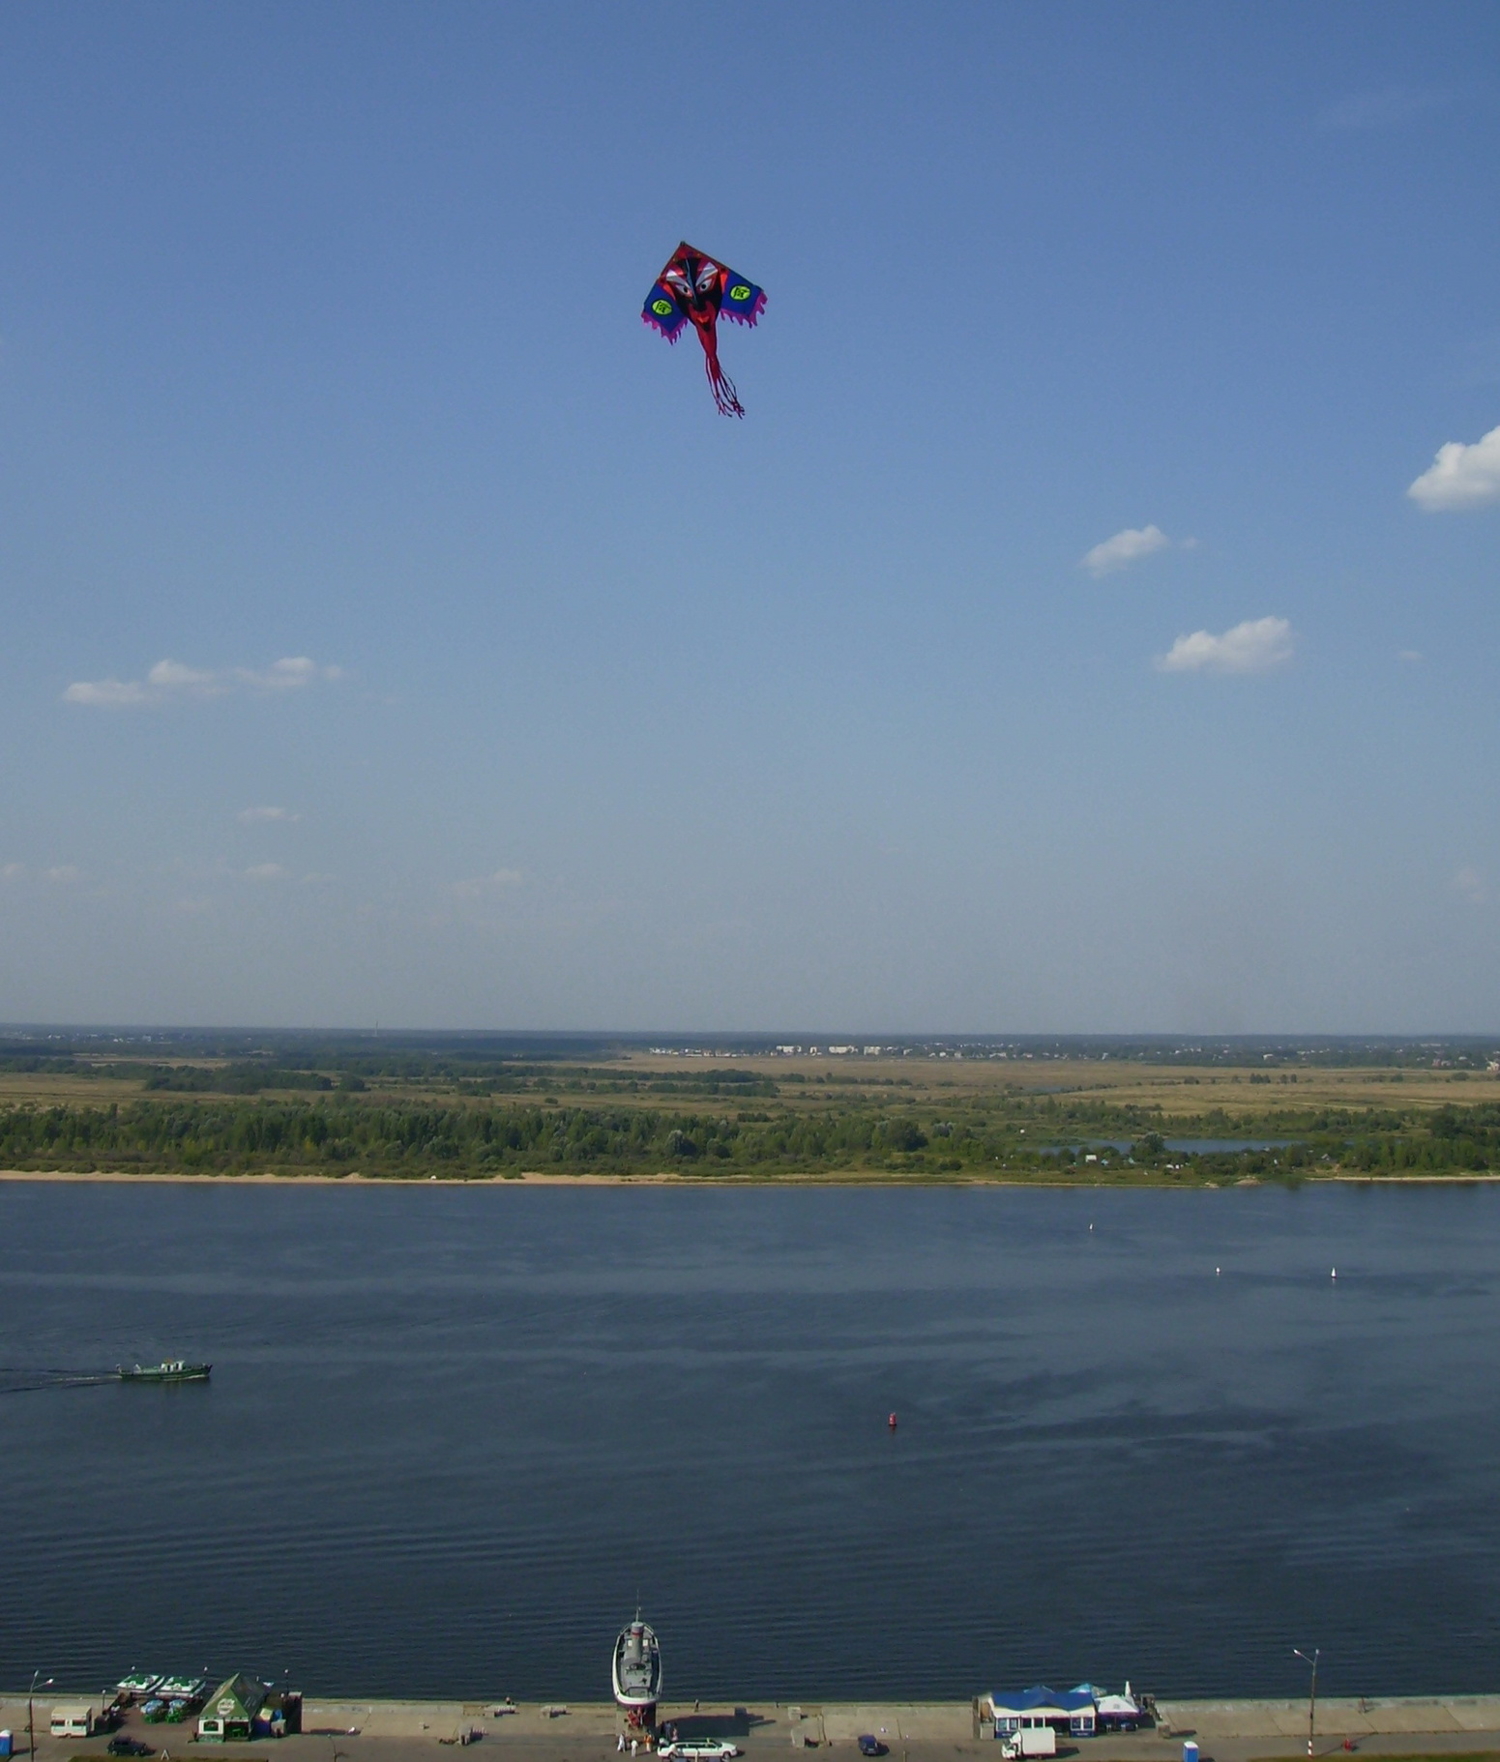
[107,1738,153,1756]
[857,1739,886,1757]
[657,1742,740,1760]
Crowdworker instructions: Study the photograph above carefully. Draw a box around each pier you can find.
[8,1696,1500,1762]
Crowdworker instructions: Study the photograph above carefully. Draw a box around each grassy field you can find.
[598,1054,1495,1117]
[2,1054,1491,1115]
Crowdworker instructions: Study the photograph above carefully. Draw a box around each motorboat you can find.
[118,1360,211,1383]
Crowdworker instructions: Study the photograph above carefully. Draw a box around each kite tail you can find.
[696,322,745,418]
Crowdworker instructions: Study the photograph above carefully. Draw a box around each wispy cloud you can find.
[44,864,81,884]
[1318,87,1449,131]
[149,659,218,691]
[1398,649,1424,664]
[1407,423,1500,510]
[240,657,343,691]
[1156,616,1295,675]
[238,806,301,823]
[1081,524,1187,577]
[64,656,343,708]
[63,678,153,708]
[1456,865,1487,906]
[450,868,524,899]
[244,862,290,882]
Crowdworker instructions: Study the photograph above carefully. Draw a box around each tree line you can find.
[0,1096,1495,1177]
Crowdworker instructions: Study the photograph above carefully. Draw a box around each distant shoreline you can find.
[3,1168,1500,1187]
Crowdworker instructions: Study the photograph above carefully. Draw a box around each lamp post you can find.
[28,1672,54,1761]
[1294,1648,1320,1757]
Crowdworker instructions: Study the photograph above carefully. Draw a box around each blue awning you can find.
[988,1687,1097,1717]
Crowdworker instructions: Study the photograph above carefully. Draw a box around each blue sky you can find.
[2,1,1498,1031]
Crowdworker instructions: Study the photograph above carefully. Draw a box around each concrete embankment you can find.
[7,1695,1500,1762]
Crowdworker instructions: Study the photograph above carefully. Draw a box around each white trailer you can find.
[1002,1729,1058,1758]
[50,1706,98,1740]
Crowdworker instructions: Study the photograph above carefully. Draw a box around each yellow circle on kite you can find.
[729,284,751,300]
[652,298,673,316]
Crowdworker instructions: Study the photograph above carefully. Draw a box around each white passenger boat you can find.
[612,1613,662,1712]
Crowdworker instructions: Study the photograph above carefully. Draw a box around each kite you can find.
[642,241,766,417]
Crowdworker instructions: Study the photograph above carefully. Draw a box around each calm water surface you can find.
[2,1180,1498,1702]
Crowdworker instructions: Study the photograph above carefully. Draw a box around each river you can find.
[2,1178,1497,1701]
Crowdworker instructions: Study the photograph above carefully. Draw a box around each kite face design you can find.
[643,241,766,417]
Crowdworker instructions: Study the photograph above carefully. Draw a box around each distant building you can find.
[198,1677,266,1743]
[987,1687,1096,1738]
[986,1685,1143,1739]
[197,1677,302,1743]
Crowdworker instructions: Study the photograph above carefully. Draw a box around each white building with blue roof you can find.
[985,1685,1145,1741]
[986,1687,1097,1738]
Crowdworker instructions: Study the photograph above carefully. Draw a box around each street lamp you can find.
[1293,1648,1320,1757]
[28,1672,54,1761]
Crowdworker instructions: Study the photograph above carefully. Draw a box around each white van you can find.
[1001,1731,1056,1759]
[50,1707,96,1740]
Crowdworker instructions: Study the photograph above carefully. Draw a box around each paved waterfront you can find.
[6,1699,1500,1762]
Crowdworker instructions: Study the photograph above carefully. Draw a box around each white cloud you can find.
[1456,865,1487,906]
[1319,88,1448,131]
[451,868,524,898]
[44,864,81,884]
[64,656,342,708]
[1156,616,1295,675]
[1398,649,1424,664]
[238,806,300,823]
[147,659,219,692]
[237,656,318,691]
[1081,524,1175,577]
[63,678,152,707]
[245,862,290,881]
[1407,423,1500,510]
[0,862,23,880]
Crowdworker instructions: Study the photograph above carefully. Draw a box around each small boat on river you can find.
[612,1613,662,1720]
[118,1360,212,1383]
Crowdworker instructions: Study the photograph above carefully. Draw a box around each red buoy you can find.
[888,1412,898,1429]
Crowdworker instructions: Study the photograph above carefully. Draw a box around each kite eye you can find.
[651,298,674,316]
[696,263,719,291]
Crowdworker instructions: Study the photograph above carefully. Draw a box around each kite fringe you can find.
[642,312,685,343]
[721,291,767,328]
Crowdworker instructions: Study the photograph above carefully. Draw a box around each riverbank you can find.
[2,1049,1496,1186]
[3,1168,1500,1186]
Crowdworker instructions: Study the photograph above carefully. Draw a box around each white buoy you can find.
[1216,1266,1221,1276]
[1331,1267,1337,1279]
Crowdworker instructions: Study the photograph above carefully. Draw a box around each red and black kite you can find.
[643,241,766,417]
